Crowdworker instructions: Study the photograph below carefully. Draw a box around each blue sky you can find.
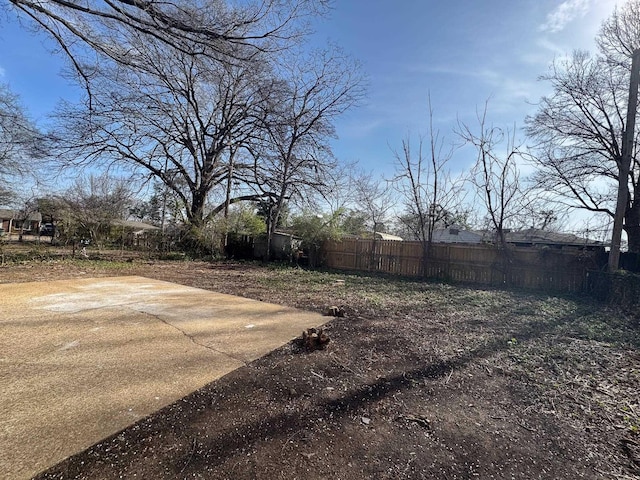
[309,0,619,177]
[0,0,622,194]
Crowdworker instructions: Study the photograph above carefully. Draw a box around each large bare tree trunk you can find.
[609,49,640,271]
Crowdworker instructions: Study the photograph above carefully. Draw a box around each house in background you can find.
[112,219,160,247]
[375,232,403,241]
[487,228,607,251]
[427,226,605,251]
[253,231,303,261]
[0,209,42,236]
[0,209,14,235]
[430,227,482,244]
[22,211,42,234]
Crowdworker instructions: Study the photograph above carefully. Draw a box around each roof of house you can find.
[0,210,42,222]
[431,227,482,244]
[27,211,42,222]
[375,232,403,241]
[483,228,606,247]
[0,209,15,219]
[427,226,606,248]
[112,220,160,232]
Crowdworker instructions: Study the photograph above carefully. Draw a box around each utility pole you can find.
[609,49,640,273]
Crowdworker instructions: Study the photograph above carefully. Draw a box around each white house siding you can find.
[431,229,482,244]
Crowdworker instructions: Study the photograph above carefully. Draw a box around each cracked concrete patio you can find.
[0,276,326,479]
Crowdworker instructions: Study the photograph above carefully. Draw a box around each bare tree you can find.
[525,51,627,239]
[458,103,528,247]
[352,169,395,236]
[305,160,360,216]
[249,47,365,258]
[392,97,465,276]
[597,0,640,67]
[58,173,134,249]
[525,207,566,231]
[0,83,42,206]
[6,0,329,91]
[52,32,274,251]
[526,1,640,254]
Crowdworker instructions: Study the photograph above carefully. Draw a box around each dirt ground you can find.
[1,252,639,479]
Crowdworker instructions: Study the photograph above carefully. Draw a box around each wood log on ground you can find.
[302,327,330,351]
[326,306,346,317]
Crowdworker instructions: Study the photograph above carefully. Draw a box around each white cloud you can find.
[535,37,568,56]
[339,117,385,139]
[406,64,539,106]
[540,0,590,33]
[0,66,5,77]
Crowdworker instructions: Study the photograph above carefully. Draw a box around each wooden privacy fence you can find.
[324,239,604,292]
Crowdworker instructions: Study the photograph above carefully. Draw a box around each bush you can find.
[586,269,640,310]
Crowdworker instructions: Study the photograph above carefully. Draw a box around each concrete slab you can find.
[0,276,325,479]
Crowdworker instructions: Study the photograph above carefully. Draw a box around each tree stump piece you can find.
[302,327,330,351]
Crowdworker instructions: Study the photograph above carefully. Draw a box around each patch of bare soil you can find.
[2,254,639,479]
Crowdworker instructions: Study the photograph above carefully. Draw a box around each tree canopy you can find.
[5,0,329,88]
[526,0,640,252]
[35,1,364,252]
[0,83,42,207]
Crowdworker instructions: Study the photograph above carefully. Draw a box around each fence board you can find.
[324,239,601,292]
